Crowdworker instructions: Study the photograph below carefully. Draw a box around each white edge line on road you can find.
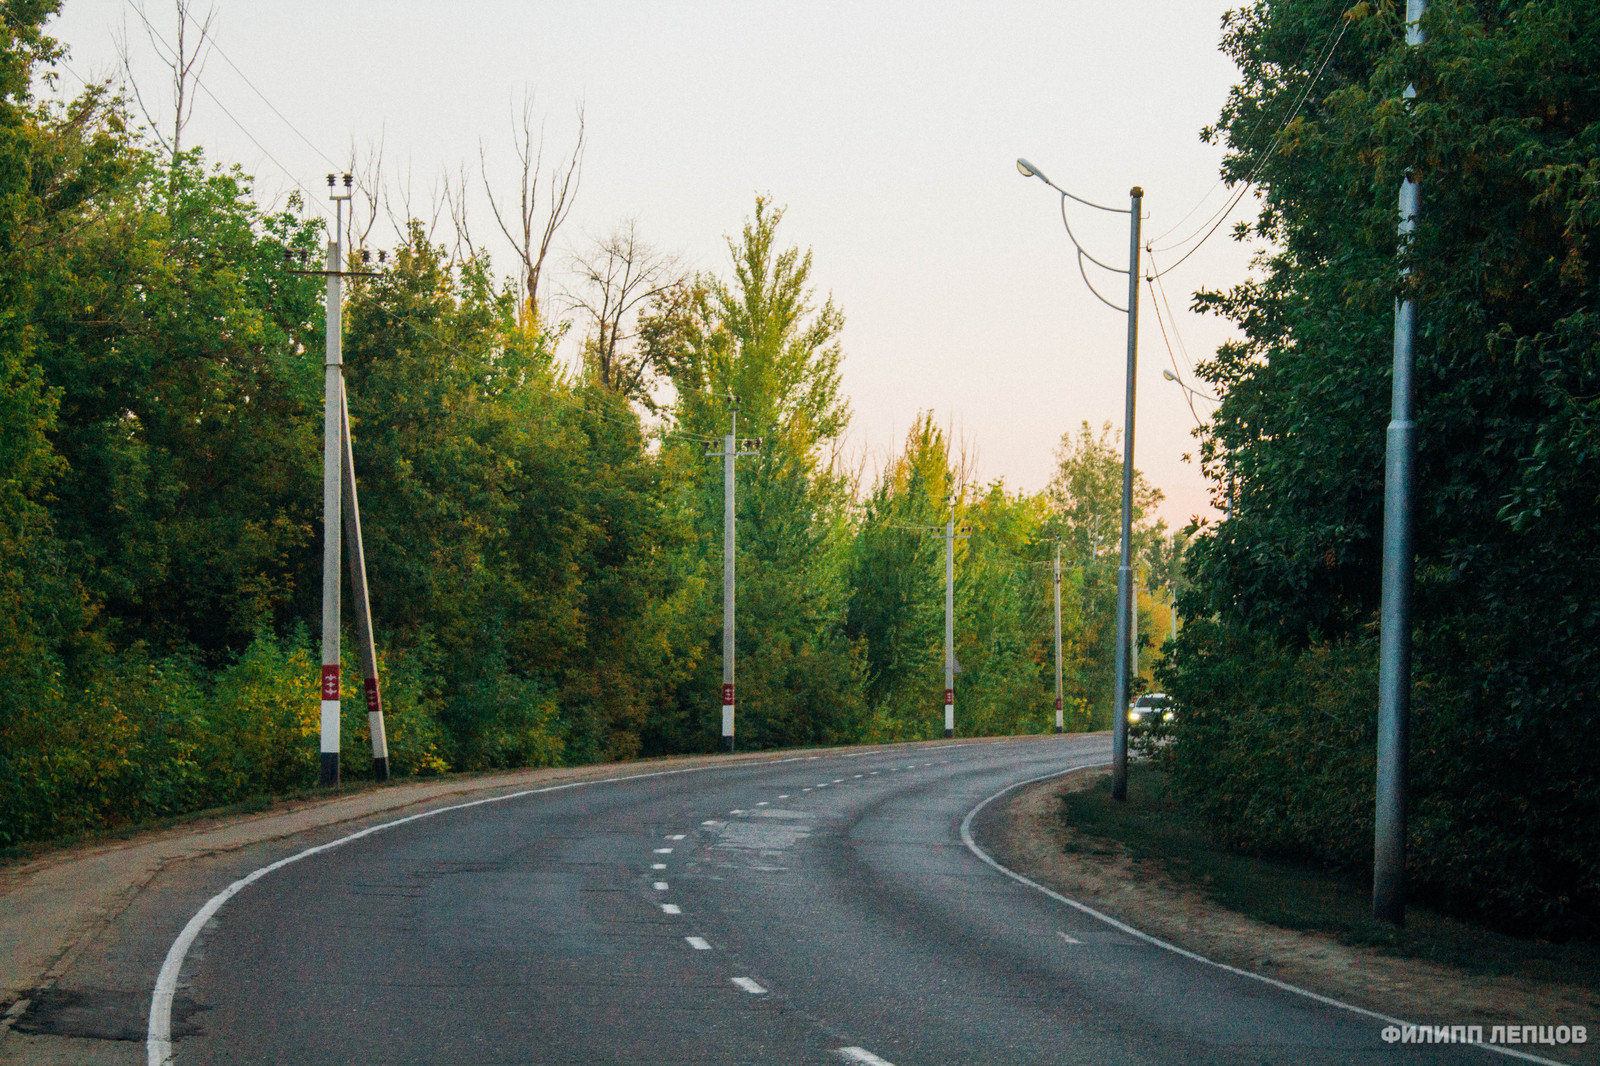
[958,761,1574,1066]
[146,757,772,1066]
[836,1047,896,1065]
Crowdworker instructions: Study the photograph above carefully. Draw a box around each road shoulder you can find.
[985,767,1600,1061]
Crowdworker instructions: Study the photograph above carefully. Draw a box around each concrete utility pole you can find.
[708,400,760,753]
[319,177,349,787]
[1053,542,1064,733]
[942,517,970,739]
[1375,0,1427,927]
[310,173,389,786]
[1110,186,1144,801]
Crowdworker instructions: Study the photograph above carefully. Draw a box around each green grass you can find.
[1058,763,1600,988]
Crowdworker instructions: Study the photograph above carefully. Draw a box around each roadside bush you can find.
[1157,618,1600,938]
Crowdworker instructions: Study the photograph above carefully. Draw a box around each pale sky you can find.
[47,0,1257,529]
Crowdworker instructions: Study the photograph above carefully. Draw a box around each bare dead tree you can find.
[565,219,684,399]
[481,94,584,327]
[348,138,385,252]
[383,164,449,252]
[444,163,476,270]
[116,0,215,163]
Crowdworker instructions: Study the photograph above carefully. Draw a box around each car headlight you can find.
[1127,710,1142,723]
[1162,711,1175,722]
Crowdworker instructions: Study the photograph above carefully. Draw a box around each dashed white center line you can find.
[778,794,790,799]
[868,771,878,775]
[702,820,719,826]
[661,904,681,915]
[837,1048,897,1065]
[685,937,711,950]
[731,977,767,994]
[802,787,813,792]
[667,834,686,840]
[729,809,746,815]
[852,774,863,778]
[654,848,673,854]
[654,882,669,891]
[832,778,844,783]
[1058,931,1082,944]
[652,863,667,870]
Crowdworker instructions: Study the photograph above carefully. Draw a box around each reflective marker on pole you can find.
[1375,0,1426,927]
[1110,186,1143,802]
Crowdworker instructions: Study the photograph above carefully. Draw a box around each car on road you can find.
[1126,692,1176,729]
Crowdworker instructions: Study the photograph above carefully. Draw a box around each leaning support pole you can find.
[1375,0,1427,927]
[319,232,343,787]
[341,392,389,781]
[1110,186,1143,802]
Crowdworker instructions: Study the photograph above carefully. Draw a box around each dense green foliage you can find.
[0,10,1180,847]
[1161,0,1600,935]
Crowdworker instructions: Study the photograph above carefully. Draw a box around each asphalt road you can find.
[150,734,1496,1065]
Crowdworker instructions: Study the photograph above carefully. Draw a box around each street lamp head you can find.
[1016,157,1047,183]
[1163,369,1179,382]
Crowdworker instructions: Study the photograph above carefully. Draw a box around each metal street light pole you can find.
[1017,159,1141,800]
[1375,0,1427,927]
[1110,186,1144,801]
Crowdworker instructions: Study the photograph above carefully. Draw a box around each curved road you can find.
[158,735,1493,1065]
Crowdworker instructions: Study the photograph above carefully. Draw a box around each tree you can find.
[1169,0,1600,934]
[565,219,684,401]
[654,197,865,751]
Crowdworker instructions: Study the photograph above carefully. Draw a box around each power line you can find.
[1147,15,1353,274]
[120,0,332,220]
[354,291,723,444]
[170,1,341,171]
[1146,278,1204,428]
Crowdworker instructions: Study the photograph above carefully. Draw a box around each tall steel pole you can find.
[1375,0,1426,926]
[340,392,388,781]
[319,185,348,787]
[1110,186,1143,801]
[722,407,738,754]
[1053,542,1064,733]
[944,516,956,739]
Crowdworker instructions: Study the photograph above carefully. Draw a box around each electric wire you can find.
[1147,251,1199,380]
[170,1,342,170]
[121,0,332,220]
[1151,14,1351,255]
[1147,278,1204,428]
[1146,15,1353,275]
[345,288,724,445]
